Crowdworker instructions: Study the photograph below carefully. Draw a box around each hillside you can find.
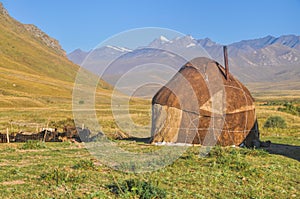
[0,3,78,101]
[0,3,111,131]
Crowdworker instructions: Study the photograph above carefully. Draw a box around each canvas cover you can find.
[151,57,259,147]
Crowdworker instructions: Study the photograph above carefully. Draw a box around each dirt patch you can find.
[0,162,9,166]
[2,180,25,185]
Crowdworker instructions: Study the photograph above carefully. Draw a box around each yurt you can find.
[150,53,260,147]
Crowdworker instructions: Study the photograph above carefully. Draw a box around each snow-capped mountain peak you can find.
[148,35,174,47]
[159,35,170,43]
[186,43,196,48]
[186,35,194,40]
[106,45,132,52]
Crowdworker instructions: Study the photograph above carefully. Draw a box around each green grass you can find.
[0,85,299,198]
[0,9,114,133]
[0,50,299,198]
[107,179,167,198]
[0,142,298,198]
[20,140,47,150]
[0,93,299,198]
[0,10,299,198]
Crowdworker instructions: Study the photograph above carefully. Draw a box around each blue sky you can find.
[2,0,300,53]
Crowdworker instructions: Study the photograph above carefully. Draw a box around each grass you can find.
[0,142,298,198]
[0,91,299,198]
[0,11,299,197]
[107,179,167,198]
[0,9,114,133]
[0,88,299,198]
[0,70,299,198]
[20,140,47,150]
[0,95,300,198]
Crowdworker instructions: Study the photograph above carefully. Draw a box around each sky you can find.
[1,0,300,53]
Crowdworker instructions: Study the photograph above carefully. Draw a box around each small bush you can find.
[48,118,75,129]
[278,102,300,116]
[86,191,107,198]
[207,147,251,171]
[21,140,46,150]
[40,168,84,186]
[72,159,95,170]
[3,147,16,152]
[207,146,226,158]
[107,179,167,199]
[261,100,284,106]
[263,116,287,129]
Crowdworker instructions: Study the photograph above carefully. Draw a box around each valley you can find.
[0,2,299,198]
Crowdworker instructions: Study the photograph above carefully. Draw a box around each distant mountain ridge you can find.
[68,34,300,86]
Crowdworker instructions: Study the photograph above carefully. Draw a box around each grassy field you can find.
[0,8,113,133]
[0,139,298,198]
[0,92,299,199]
[2,6,298,198]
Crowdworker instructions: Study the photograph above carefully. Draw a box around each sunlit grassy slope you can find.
[0,5,113,131]
[1,91,299,198]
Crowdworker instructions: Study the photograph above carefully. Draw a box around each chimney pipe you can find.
[223,46,229,80]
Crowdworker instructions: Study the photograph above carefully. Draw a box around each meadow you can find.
[0,90,299,198]
[1,5,298,198]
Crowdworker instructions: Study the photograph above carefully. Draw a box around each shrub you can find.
[48,118,75,129]
[72,159,95,170]
[21,140,46,150]
[261,100,284,106]
[278,102,300,116]
[40,168,84,186]
[107,179,167,199]
[263,116,287,129]
[208,147,250,171]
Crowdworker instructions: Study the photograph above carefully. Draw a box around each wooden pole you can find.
[6,128,10,143]
[223,46,229,80]
[43,121,49,142]
[10,121,13,133]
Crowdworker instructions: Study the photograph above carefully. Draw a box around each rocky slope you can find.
[0,3,66,57]
[23,24,66,56]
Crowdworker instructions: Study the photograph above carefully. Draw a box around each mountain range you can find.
[68,34,300,90]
